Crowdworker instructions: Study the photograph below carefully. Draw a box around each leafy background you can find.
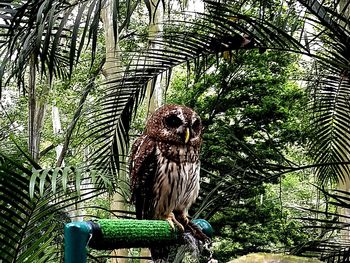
[1,0,350,262]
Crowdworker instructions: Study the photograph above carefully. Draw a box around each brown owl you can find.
[129,104,206,261]
[130,104,202,227]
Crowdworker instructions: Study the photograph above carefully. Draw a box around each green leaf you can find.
[90,169,97,185]
[75,167,82,197]
[39,169,49,197]
[29,169,40,199]
[52,167,60,194]
[62,166,70,193]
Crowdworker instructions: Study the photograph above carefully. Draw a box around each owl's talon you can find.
[177,213,190,226]
[166,213,185,232]
[166,218,175,229]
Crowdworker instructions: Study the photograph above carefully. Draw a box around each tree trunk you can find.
[28,56,48,162]
[28,57,37,160]
[145,0,164,113]
[101,1,129,262]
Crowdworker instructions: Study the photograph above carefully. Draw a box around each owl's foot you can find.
[174,212,209,242]
[166,213,185,232]
[175,212,190,227]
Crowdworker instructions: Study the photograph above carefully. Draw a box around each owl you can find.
[129,104,203,260]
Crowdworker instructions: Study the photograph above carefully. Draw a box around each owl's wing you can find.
[130,135,157,219]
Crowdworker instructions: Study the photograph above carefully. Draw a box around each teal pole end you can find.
[64,222,93,263]
[192,219,214,238]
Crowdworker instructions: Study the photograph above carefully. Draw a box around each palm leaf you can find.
[292,187,350,261]
[0,0,120,91]
[0,151,108,262]
[299,0,350,184]
[86,0,308,179]
[0,155,61,262]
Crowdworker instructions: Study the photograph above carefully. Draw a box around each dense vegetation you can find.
[165,49,314,261]
[1,0,350,262]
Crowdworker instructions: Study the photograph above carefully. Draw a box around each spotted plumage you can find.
[129,104,203,261]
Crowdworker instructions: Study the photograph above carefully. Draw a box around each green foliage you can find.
[0,154,66,262]
[0,146,114,262]
[29,167,115,199]
[167,49,314,261]
[0,0,350,261]
[210,175,313,262]
[84,194,112,220]
[168,49,309,214]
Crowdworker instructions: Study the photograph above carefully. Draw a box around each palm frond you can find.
[0,154,61,262]
[0,152,106,262]
[0,0,117,91]
[292,187,350,261]
[308,70,350,184]
[86,0,308,179]
[299,0,350,184]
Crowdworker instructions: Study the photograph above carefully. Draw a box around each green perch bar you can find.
[64,219,212,263]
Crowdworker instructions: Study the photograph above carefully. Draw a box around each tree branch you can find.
[40,144,56,158]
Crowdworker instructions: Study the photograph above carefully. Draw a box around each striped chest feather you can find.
[152,144,200,218]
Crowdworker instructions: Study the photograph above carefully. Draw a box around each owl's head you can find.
[145,104,202,146]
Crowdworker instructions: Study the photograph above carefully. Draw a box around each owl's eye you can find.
[165,115,183,128]
[192,119,201,133]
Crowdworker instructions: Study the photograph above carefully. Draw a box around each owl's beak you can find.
[184,127,190,144]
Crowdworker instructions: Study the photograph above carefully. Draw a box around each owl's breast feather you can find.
[156,142,199,163]
[153,145,200,217]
